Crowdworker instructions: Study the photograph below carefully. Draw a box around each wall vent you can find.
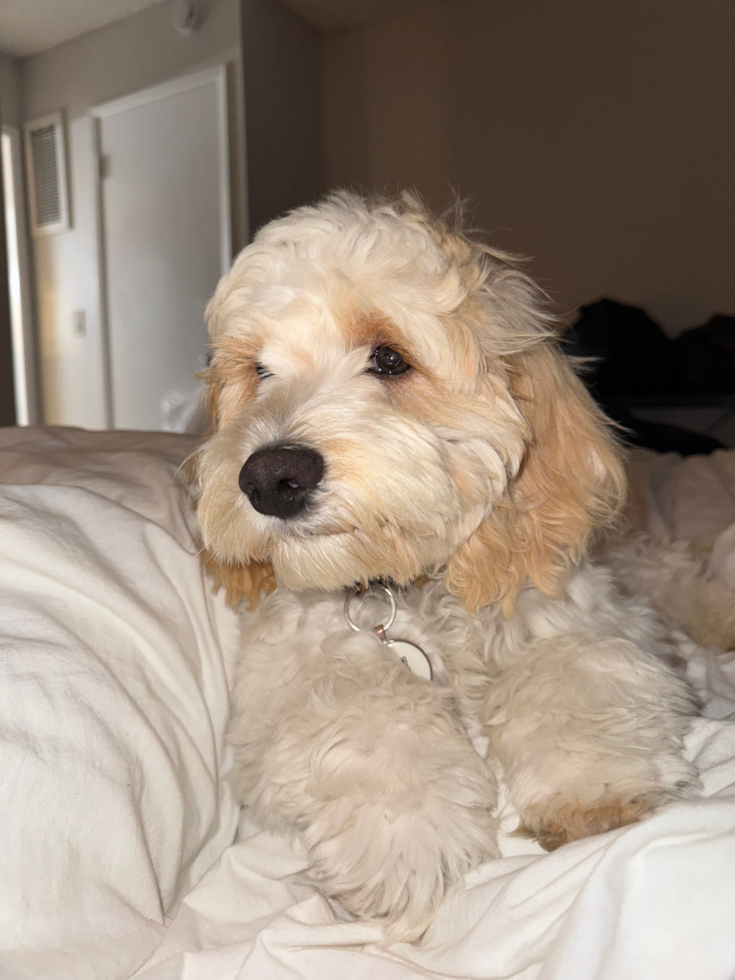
[24,112,70,236]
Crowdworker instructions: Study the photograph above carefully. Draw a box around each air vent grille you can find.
[25,113,70,236]
[29,125,62,226]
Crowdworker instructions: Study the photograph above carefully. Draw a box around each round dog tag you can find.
[386,638,433,681]
[344,584,434,682]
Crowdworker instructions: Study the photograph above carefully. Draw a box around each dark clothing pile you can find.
[563,299,735,455]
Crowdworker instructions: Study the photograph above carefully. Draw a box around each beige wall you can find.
[325,0,735,335]
[242,0,325,233]
[0,52,22,127]
[22,0,247,427]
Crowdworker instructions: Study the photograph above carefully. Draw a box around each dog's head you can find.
[195,192,625,613]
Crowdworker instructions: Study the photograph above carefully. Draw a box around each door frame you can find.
[90,66,231,428]
[1,124,39,424]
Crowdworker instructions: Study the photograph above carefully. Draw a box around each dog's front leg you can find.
[482,632,697,851]
[228,625,498,942]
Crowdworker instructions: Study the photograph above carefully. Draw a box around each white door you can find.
[93,68,230,430]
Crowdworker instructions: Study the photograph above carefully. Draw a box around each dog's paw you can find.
[310,790,498,942]
[486,632,699,853]
[516,747,698,851]
[300,711,499,943]
[520,791,664,851]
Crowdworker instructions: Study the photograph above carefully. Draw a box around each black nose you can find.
[238,445,324,518]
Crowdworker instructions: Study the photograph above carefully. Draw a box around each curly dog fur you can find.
[193,192,697,942]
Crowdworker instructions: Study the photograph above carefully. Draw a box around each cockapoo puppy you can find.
[194,192,696,942]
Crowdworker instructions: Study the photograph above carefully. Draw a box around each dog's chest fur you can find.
[233,562,672,727]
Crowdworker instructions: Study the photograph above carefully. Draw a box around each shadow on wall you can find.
[243,0,327,234]
[322,0,735,334]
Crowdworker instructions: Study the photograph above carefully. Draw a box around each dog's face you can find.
[196,193,625,611]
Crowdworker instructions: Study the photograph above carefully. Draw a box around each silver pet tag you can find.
[344,584,433,681]
[383,638,433,681]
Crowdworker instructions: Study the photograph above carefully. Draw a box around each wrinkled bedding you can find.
[1,427,734,980]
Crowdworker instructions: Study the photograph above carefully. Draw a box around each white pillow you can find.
[0,426,240,980]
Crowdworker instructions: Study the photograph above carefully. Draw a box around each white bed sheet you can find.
[0,427,241,980]
[132,725,735,980]
[1,429,734,980]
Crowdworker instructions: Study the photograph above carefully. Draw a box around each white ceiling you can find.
[0,0,435,58]
[0,0,167,57]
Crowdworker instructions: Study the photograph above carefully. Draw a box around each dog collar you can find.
[344,583,433,681]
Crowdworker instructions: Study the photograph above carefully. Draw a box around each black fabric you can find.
[674,315,735,396]
[563,299,734,456]
[563,298,686,401]
[613,409,725,456]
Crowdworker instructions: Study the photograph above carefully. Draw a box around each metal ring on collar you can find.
[344,583,397,634]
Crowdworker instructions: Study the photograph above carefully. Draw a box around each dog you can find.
[193,191,697,942]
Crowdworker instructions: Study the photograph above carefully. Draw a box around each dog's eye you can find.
[255,364,272,380]
[369,345,411,377]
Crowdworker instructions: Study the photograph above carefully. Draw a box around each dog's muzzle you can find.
[238,445,324,519]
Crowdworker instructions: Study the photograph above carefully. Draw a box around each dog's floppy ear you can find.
[197,334,260,432]
[200,549,276,609]
[444,343,626,615]
[195,333,276,610]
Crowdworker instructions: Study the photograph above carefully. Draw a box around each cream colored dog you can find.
[194,192,696,942]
